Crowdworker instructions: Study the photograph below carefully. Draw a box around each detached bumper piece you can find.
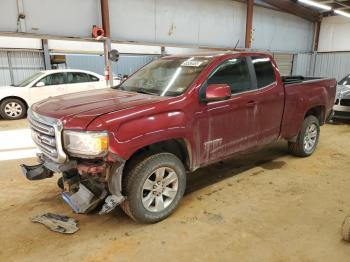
[20,163,54,181]
[62,183,107,214]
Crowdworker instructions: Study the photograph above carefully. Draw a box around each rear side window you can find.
[252,57,275,88]
[67,72,90,83]
[88,74,99,82]
[207,58,252,94]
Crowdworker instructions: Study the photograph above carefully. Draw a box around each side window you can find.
[88,74,99,82]
[207,58,252,94]
[252,57,275,88]
[67,72,90,84]
[39,73,65,86]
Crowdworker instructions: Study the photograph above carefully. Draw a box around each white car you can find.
[0,69,106,120]
[332,74,350,120]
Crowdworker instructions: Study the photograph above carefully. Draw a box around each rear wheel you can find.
[288,115,320,157]
[120,152,186,223]
[0,98,26,120]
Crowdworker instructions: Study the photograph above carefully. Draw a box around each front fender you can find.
[109,111,192,160]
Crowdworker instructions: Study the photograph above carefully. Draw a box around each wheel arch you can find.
[0,96,29,110]
[304,105,325,125]
[124,138,192,172]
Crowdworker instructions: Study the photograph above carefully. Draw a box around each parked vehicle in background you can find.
[0,69,105,120]
[21,52,336,223]
[331,74,350,120]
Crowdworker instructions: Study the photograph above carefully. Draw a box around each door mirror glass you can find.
[204,84,231,102]
[36,81,45,87]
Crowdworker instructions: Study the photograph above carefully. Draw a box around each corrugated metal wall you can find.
[313,52,350,81]
[0,51,12,85]
[65,54,157,76]
[0,50,45,86]
[292,53,314,76]
[293,52,350,81]
[272,53,293,76]
[0,0,314,52]
[66,53,295,78]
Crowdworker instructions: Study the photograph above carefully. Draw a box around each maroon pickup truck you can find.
[21,52,336,223]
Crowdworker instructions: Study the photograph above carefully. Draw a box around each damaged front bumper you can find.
[20,153,125,214]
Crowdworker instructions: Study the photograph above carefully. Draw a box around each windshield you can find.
[338,74,350,86]
[119,57,210,96]
[14,72,45,87]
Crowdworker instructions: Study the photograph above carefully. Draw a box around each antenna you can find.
[234,40,239,49]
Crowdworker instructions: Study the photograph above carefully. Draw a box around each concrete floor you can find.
[0,119,350,262]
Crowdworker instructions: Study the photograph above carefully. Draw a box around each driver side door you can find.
[196,56,260,166]
[29,73,67,104]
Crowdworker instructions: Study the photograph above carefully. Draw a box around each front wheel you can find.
[120,152,186,223]
[0,98,26,120]
[288,115,320,157]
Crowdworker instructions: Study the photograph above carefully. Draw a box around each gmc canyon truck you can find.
[21,52,336,223]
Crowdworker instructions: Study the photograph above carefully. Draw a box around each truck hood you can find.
[32,88,167,129]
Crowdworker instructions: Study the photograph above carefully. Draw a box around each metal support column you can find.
[16,0,26,32]
[101,0,113,87]
[6,51,14,85]
[42,39,51,70]
[313,20,321,52]
[245,0,254,49]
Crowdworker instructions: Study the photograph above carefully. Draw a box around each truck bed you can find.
[280,77,337,140]
[282,76,325,85]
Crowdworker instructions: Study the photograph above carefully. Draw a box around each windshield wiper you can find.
[134,88,159,96]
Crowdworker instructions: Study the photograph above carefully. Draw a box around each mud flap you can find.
[20,163,54,180]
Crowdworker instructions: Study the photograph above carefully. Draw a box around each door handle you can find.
[246,101,257,107]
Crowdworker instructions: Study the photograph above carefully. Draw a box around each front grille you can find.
[340,99,350,106]
[28,109,67,163]
[333,110,350,118]
[335,99,339,105]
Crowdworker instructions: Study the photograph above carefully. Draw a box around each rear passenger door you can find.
[65,72,105,94]
[250,56,284,145]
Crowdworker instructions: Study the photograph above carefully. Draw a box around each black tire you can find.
[57,177,64,190]
[288,115,320,157]
[120,152,186,223]
[0,98,26,120]
[342,216,350,242]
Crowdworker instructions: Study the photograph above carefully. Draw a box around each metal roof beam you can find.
[262,0,321,21]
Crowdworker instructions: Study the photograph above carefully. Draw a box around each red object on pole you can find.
[104,66,110,81]
[245,0,254,49]
[92,25,104,38]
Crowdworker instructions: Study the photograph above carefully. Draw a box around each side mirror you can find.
[204,84,231,102]
[35,81,45,87]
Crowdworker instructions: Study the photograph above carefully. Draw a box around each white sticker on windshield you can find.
[181,60,203,67]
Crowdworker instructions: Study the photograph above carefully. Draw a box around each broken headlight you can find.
[63,130,108,158]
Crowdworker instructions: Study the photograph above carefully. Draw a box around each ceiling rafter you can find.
[261,0,321,22]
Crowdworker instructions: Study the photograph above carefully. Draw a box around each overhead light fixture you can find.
[298,0,332,11]
[335,9,350,18]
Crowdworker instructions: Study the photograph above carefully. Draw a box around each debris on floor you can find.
[341,215,350,242]
[99,195,125,215]
[32,213,79,234]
